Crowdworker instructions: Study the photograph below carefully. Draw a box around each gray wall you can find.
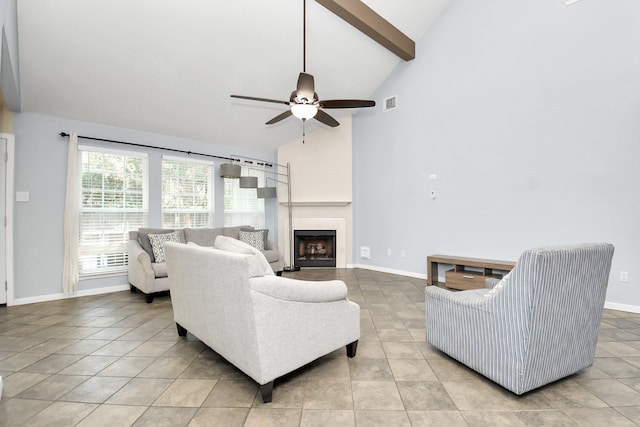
[13,112,277,300]
[353,0,640,306]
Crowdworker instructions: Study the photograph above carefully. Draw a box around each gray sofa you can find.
[164,237,360,403]
[127,225,284,303]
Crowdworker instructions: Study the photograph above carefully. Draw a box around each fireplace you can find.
[294,230,336,268]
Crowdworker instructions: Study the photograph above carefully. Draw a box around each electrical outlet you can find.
[620,271,629,282]
[429,190,436,199]
[360,246,371,260]
[387,248,392,256]
[400,250,406,258]
[16,191,30,202]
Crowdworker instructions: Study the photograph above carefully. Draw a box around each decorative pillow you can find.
[241,227,269,248]
[148,231,181,263]
[137,234,156,262]
[239,230,265,251]
[214,235,274,277]
[138,229,184,262]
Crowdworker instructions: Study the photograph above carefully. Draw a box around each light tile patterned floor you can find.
[1,268,639,426]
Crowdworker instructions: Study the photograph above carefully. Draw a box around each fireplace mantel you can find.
[279,201,351,207]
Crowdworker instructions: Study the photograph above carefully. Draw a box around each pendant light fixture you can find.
[220,163,241,178]
[239,176,258,188]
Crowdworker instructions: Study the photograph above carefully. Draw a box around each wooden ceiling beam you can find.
[315,0,415,61]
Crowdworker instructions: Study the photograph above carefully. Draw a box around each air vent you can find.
[383,95,397,112]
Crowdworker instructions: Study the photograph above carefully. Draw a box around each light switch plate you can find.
[360,246,371,259]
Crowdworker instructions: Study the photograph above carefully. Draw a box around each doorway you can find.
[0,133,14,305]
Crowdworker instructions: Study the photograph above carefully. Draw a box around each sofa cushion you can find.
[183,228,222,246]
[251,275,348,302]
[222,225,245,239]
[148,231,182,263]
[239,230,265,251]
[214,235,274,277]
[188,241,264,278]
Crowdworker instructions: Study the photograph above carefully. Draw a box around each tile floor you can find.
[1,268,640,426]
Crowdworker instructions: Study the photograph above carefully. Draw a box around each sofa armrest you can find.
[265,239,278,251]
[127,239,156,287]
[129,241,153,270]
[485,277,501,289]
[425,285,491,307]
[251,276,348,303]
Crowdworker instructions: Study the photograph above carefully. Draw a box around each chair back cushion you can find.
[214,235,274,277]
[519,243,614,391]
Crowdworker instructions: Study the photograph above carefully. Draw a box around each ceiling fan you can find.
[230,0,375,129]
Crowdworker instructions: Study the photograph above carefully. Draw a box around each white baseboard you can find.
[349,263,427,280]
[11,270,640,315]
[11,284,130,306]
[604,301,640,314]
[350,264,640,314]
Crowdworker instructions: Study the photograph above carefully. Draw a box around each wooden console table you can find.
[427,254,515,290]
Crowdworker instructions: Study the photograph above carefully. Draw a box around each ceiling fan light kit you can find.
[229,0,375,133]
[291,104,318,120]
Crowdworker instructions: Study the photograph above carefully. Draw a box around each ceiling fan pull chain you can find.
[302,119,306,143]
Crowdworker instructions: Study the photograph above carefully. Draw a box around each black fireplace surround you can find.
[294,230,337,268]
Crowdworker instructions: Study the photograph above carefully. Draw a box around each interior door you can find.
[0,137,6,305]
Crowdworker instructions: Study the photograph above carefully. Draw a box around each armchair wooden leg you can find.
[260,381,274,403]
[145,294,154,304]
[346,340,358,358]
[176,323,187,337]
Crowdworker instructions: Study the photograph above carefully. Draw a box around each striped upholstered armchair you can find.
[425,243,614,395]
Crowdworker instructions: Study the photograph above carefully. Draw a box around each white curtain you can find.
[62,132,79,293]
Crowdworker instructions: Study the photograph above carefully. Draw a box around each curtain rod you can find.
[58,132,274,168]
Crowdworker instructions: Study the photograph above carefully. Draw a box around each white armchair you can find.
[164,238,360,402]
[425,243,614,395]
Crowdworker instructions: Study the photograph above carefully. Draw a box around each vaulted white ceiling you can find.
[17,0,449,150]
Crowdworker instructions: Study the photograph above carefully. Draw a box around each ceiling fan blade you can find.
[231,95,289,106]
[266,110,293,125]
[314,109,340,127]
[296,73,315,101]
[319,99,376,109]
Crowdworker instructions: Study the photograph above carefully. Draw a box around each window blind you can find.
[79,147,148,276]
[223,166,265,228]
[162,156,214,229]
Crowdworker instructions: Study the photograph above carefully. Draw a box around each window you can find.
[79,147,148,276]
[224,166,265,228]
[162,156,214,228]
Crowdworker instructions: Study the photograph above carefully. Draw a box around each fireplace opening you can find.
[294,230,336,268]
